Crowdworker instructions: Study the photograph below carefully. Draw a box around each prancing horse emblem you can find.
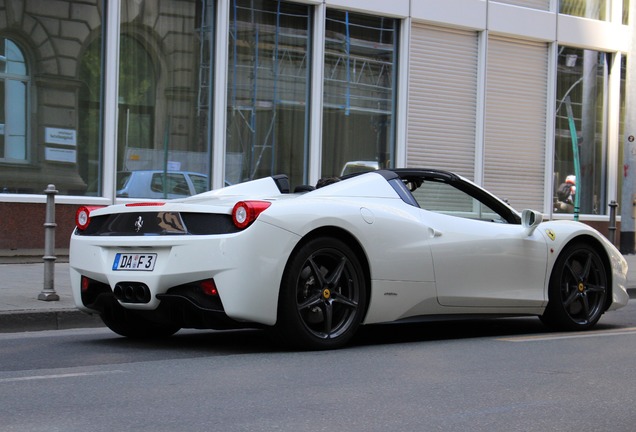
[134,216,144,232]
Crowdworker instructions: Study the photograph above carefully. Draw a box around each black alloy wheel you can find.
[277,237,367,350]
[541,242,608,331]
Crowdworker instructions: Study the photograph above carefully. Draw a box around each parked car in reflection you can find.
[116,170,208,199]
[340,160,379,176]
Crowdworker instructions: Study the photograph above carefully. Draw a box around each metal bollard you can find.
[608,200,618,247]
[38,184,60,301]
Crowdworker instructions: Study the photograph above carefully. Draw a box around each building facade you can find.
[0,0,632,254]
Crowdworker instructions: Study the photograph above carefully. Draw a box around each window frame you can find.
[0,36,30,165]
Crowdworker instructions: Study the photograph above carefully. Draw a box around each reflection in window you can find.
[0,37,28,162]
[118,0,214,199]
[559,0,608,20]
[116,170,205,198]
[410,180,505,223]
[226,0,311,188]
[322,11,398,177]
[117,35,156,171]
[618,56,626,207]
[79,38,103,196]
[554,47,608,215]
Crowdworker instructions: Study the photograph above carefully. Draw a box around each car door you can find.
[410,178,548,308]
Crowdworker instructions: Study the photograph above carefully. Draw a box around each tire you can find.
[541,242,608,331]
[277,237,367,350]
[100,301,180,338]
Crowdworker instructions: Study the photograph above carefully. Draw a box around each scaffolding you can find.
[227,1,395,181]
[197,0,214,117]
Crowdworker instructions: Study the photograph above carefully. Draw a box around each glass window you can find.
[410,180,507,223]
[226,0,311,189]
[559,0,608,20]
[116,172,132,191]
[151,173,189,196]
[493,0,550,10]
[322,10,398,178]
[189,173,209,194]
[117,35,156,171]
[623,0,630,24]
[79,38,104,196]
[118,0,214,197]
[0,1,103,195]
[0,37,28,163]
[618,56,626,208]
[554,47,608,215]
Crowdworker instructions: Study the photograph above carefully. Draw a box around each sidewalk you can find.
[0,261,103,332]
[2,256,636,333]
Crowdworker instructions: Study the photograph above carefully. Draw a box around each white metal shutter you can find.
[407,24,479,179]
[483,35,548,211]
[491,0,550,10]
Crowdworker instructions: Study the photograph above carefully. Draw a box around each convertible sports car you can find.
[70,169,629,349]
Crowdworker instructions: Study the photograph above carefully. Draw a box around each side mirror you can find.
[521,209,543,235]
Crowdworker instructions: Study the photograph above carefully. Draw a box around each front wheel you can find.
[276,237,367,350]
[541,242,608,331]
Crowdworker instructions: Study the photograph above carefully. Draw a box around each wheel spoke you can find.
[585,283,606,294]
[581,253,593,280]
[564,261,580,281]
[322,300,334,336]
[298,292,323,311]
[307,257,327,287]
[326,257,347,288]
[333,291,358,309]
[580,294,591,322]
[562,285,579,307]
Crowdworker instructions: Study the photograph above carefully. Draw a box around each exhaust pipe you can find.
[113,282,151,303]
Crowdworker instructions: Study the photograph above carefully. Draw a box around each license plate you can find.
[112,253,157,271]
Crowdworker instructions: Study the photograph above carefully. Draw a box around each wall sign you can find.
[45,127,77,146]
[45,147,77,163]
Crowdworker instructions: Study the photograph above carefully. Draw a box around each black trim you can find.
[76,212,239,236]
[272,174,290,194]
[370,168,520,224]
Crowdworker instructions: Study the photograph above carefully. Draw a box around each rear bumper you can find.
[69,220,301,326]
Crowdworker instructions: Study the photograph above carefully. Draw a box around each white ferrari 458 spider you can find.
[70,169,629,349]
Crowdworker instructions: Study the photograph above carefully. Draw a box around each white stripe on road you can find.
[0,370,126,383]
[497,327,636,342]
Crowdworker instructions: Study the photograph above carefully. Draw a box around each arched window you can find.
[0,37,28,162]
[117,34,156,172]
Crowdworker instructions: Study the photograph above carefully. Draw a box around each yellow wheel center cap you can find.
[322,288,331,299]
[578,282,585,292]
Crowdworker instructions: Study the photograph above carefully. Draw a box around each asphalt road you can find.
[1,303,636,432]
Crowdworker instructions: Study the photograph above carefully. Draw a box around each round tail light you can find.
[232,201,271,229]
[75,206,102,231]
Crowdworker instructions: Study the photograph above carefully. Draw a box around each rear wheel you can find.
[277,237,367,350]
[100,302,180,338]
[541,242,608,331]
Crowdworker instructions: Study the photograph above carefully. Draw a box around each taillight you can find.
[81,276,90,292]
[75,206,102,231]
[232,200,271,229]
[199,279,218,296]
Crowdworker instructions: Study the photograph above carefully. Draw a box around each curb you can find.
[1,291,634,335]
[0,309,104,333]
[1,291,635,335]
